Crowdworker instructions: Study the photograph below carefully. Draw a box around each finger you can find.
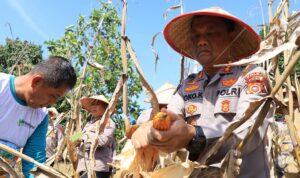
[235,158,242,166]
[150,127,173,142]
[233,167,240,176]
[160,108,181,122]
[233,150,241,158]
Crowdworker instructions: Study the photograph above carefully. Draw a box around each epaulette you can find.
[174,73,198,95]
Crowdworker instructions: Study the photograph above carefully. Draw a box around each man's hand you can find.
[131,109,196,153]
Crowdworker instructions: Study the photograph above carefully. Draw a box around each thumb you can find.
[161,108,181,122]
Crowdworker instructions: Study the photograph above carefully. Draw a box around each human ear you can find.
[31,75,44,88]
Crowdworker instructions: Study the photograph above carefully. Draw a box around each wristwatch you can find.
[187,125,206,161]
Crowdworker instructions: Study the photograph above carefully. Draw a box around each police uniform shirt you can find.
[168,65,274,178]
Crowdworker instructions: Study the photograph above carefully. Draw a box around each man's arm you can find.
[22,115,48,178]
[98,120,116,147]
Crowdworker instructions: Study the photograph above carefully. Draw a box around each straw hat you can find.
[80,95,109,112]
[145,82,176,104]
[163,7,261,60]
[47,107,59,118]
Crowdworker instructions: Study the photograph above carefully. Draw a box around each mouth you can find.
[196,51,211,57]
[198,49,210,54]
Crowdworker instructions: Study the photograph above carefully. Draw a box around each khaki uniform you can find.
[77,119,116,173]
[46,124,64,158]
[168,65,274,178]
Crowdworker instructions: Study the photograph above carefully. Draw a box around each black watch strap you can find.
[187,125,206,161]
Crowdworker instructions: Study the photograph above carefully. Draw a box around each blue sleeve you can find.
[22,115,48,178]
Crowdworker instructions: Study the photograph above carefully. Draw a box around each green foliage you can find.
[70,131,83,142]
[0,38,43,75]
[45,1,143,152]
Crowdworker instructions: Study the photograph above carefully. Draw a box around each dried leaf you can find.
[163,4,182,20]
[215,25,300,67]
[151,32,161,72]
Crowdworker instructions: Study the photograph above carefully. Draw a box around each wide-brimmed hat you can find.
[163,7,261,60]
[145,82,176,104]
[80,95,109,112]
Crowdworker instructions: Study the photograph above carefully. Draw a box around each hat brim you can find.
[163,7,261,60]
[80,96,109,112]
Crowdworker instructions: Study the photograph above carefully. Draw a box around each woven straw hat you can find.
[145,82,176,104]
[80,95,109,112]
[163,7,261,60]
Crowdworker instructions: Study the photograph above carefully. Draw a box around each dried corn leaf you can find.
[150,162,195,178]
[126,39,159,118]
[113,140,136,170]
[163,4,182,20]
[0,157,18,178]
[151,32,161,72]
[215,25,300,67]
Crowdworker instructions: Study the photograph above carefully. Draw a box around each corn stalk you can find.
[0,143,69,178]
[0,157,18,178]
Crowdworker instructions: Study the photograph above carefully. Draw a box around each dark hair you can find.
[30,56,77,89]
[191,16,235,32]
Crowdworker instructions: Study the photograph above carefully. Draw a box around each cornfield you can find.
[1,0,300,178]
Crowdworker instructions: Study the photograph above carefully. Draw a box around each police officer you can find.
[131,7,274,178]
[77,95,116,178]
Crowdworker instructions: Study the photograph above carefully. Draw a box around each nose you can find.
[196,35,209,47]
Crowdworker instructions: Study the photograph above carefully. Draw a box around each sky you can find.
[0,0,299,109]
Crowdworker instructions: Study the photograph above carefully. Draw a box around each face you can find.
[89,102,107,118]
[26,75,69,108]
[191,16,233,67]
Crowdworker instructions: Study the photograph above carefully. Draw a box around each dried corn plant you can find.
[0,143,69,178]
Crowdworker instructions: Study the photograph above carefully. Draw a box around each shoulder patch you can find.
[245,72,270,95]
[186,104,197,115]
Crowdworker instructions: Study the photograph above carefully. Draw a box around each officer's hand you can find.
[131,109,195,153]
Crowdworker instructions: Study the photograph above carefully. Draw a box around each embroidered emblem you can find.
[223,66,232,72]
[245,72,269,94]
[184,84,200,92]
[221,78,238,87]
[221,100,230,112]
[17,119,35,129]
[186,104,197,115]
[245,72,267,83]
[186,80,196,85]
[246,83,265,94]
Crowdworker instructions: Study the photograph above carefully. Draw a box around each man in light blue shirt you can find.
[0,56,77,177]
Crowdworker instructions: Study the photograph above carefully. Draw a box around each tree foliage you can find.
[0,38,43,75]
[45,1,143,152]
